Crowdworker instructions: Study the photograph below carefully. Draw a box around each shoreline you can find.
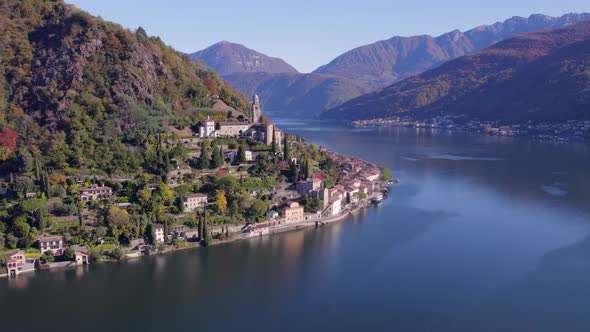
[1,200,378,279]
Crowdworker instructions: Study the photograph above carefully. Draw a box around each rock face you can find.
[314,13,590,90]
[189,41,298,75]
[322,21,590,123]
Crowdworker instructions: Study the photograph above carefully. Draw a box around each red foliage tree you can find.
[0,127,17,151]
[203,78,218,96]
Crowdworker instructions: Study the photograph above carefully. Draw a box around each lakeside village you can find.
[0,95,392,278]
[352,115,590,142]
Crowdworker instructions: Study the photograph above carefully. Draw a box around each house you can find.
[183,193,208,212]
[38,236,64,255]
[71,246,89,265]
[184,229,199,241]
[267,210,279,220]
[245,150,253,161]
[280,202,304,223]
[154,224,165,244]
[80,185,113,201]
[324,197,342,217]
[25,192,37,199]
[171,224,187,238]
[310,188,330,208]
[296,178,323,195]
[5,250,26,277]
[224,150,238,160]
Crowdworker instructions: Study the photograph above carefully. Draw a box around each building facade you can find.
[183,193,208,212]
[80,185,113,201]
[38,236,64,254]
[280,202,305,223]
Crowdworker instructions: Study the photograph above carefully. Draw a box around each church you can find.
[197,94,282,150]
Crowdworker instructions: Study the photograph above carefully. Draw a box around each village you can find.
[352,116,590,142]
[0,95,391,279]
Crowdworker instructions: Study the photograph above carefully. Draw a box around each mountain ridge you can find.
[321,21,590,123]
[189,41,299,76]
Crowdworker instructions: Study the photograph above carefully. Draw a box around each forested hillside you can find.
[0,0,248,175]
[322,21,590,123]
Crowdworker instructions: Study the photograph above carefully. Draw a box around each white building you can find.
[199,117,217,138]
[245,150,253,161]
[183,193,208,212]
[38,236,64,254]
[154,224,165,244]
[80,185,113,201]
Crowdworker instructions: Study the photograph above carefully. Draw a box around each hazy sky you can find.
[68,0,590,73]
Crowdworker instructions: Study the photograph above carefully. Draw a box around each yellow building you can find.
[280,202,304,223]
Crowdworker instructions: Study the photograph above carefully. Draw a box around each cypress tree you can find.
[237,143,246,164]
[271,130,277,155]
[211,145,223,169]
[198,139,211,169]
[283,135,290,161]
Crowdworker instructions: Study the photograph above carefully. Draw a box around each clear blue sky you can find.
[68,0,590,73]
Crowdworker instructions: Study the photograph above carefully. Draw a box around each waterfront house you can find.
[280,202,305,223]
[324,197,342,217]
[184,229,199,241]
[154,224,165,244]
[73,247,89,265]
[5,250,26,277]
[80,185,113,201]
[183,193,208,212]
[38,236,64,255]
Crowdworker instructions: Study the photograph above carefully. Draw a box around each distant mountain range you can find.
[314,13,590,90]
[189,41,298,76]
[322,21,590,123]
[192,13,590,119]
[223,72,369,113]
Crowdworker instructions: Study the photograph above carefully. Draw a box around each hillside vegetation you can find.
[0,0,248,174]
[322,21,590,123]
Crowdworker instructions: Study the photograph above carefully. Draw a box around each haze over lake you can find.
[2,114,590,331]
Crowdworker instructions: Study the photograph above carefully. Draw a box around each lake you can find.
[2,115,590,331]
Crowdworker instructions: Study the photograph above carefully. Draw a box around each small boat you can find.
[393,177,400,184]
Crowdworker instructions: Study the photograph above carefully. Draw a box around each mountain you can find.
[223,72,369,115]
[0,0,248,174]
[189,41,299,75]
[314,13,590,90]
[191,42,367,115]
[321,21,590,123]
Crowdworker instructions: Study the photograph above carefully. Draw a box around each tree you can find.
[12,176,35,196]
[63,247,75,261]
[0,127,17,161]
[215,190,227,215]
[211,145,223,169]
[236,143,246,164]
[198,139,211,169]
[288,161,298,184]
[271,130,277,155]
[379,165,393,181]
[107,206,130,228]
[111,248,124,260]
[89,251,102,264]
[283,135,290,161]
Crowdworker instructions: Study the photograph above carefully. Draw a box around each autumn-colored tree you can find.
[203,78,218,96]
[215,190,227,215]
[0,127,17,161]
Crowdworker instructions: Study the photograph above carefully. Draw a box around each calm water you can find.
[2,115,590,331]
